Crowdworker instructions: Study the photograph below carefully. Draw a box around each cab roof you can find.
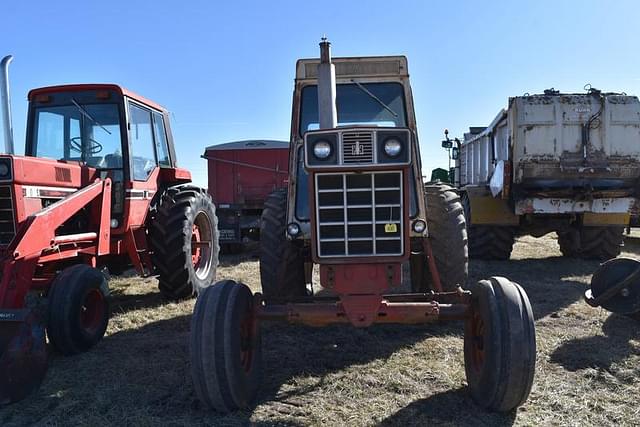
[28,83,167,113]
[295,56,409,81]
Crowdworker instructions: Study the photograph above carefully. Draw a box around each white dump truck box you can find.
[460,91,640,190]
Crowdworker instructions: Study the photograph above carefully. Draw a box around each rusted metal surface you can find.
[459,91,640,191]
[515,197,635,215]
[258,299,469,327]
[423,238,443,292]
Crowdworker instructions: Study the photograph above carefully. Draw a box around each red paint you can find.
[204,142,289,207]
[29,84,167,112]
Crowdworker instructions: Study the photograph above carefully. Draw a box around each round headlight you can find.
[412,220,426,233]
[287,223,301,237]
[313,141,332,159]
[384,138,402,157]
[0,163,9,177]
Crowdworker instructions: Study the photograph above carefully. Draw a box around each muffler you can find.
[1,55,15,154]
[317,38,337,130]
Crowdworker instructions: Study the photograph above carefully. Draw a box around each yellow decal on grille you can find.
[384,223,397,233]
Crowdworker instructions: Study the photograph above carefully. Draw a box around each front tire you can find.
[47,264,110,355]
[150,185,220,300]
[464,277,536,412]
[190,280,262,413]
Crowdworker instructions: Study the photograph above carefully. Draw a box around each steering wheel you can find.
[70,136,103,155]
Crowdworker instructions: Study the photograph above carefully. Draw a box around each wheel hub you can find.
[80,289,105,333]
[191,211,213,280]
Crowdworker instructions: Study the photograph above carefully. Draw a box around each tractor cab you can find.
[276,42,433,314]
[23,84,183,232]
[287,52,426,255]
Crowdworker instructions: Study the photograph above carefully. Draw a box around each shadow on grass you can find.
[378,387,516,426]
[0,308,466,426]
[108,288,168,315]
[470,256,599,320]
[219,242,260,267]
[550,313,640,373]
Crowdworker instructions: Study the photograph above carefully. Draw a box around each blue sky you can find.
[2,0,640,187]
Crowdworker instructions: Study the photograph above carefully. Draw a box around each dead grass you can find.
[2,234,640,426]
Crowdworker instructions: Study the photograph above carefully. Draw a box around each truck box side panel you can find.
[461,94,640,189]
[512,94,640,185]
[206,147,289,206]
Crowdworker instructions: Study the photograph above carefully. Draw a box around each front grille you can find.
[342,131,374,164]
[0,186,16,245]
[315,172,403,257]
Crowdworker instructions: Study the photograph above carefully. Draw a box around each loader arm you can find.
[0,178,111,309]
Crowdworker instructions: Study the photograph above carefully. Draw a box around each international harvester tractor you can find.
[189,41,536,413]
[0,56,219,403]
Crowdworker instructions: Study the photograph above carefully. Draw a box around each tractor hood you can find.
[0,154,97,188]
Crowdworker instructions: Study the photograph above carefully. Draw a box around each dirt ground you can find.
[2,232,640,426]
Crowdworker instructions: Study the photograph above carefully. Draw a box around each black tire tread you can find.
[424,183,468,291]
[259,190,306,298]
[190,280,261,413]
[461,194,516,260]
[150,184,220,300]
[464,277,536,412]
[558,226,624,260]
[47,264,110,355]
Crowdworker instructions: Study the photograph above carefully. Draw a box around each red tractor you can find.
[0,55,219,403]
[190,41,536,413]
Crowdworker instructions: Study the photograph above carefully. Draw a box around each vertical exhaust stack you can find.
[317,38,337,129]
[0,55,14,154]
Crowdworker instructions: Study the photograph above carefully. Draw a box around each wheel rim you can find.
[239,308,256,373]
[468,310,485,373]
[80,289,105,333]
[191,211,213,280]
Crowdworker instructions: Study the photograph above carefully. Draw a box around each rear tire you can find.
[420,183,468,291]
[464,277,536,412]
[190,280,262,413]
[259,189,306,299]
[462,194,515,260]
[47,264,110,356]
[150,185,220,300]
[557,226,624,260]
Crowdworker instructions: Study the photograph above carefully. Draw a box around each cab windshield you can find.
[32,103,123,169]
[299,82,407,135]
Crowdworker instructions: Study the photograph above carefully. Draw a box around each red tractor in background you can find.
[0,55,219,404]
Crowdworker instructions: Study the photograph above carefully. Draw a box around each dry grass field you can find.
[2,233,640,426]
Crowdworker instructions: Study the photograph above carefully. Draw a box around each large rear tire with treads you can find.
[418,183,468,291]
[259,189,306,299]
[150,185,219,300]
[462,194,515,260]
[558,226,624,260]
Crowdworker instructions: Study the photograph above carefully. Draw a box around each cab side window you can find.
[152,112,171,167]
[129,103,157,180]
